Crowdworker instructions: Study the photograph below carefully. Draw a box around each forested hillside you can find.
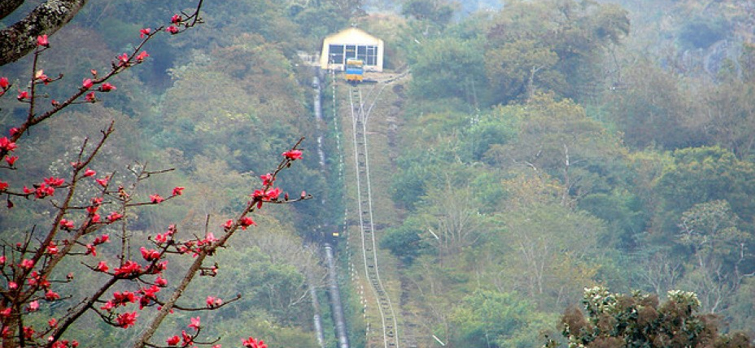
[1,0,754,347]
[383,0,755,346]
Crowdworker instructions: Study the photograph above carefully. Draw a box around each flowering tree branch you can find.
[0,1,285,348]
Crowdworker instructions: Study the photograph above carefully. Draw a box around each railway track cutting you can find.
[348,85,400,348]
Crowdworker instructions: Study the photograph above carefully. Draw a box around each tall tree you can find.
[484,0,629,104]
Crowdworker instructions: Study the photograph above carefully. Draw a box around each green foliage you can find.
[486,94,624,203]
[485,39,563,104]
[692,79,755,158]
[604,61,699,150]
[483,0,629,104]
[654,146,755,235]
[577,192,646,249]
[381,216,430,264]
[496,201,605,308]
[291,4,349,48]
[408,36,487,106]
[448,290,557,348]
[401,0,457,27]
[678,17,730,49]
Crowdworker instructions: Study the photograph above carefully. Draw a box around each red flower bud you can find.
[37,35,49,47]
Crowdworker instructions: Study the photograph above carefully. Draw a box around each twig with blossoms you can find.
[130,138,309,348]
[0,1,205,162]
[0,1,290,347]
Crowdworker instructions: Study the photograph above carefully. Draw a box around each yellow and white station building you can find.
[320,27,384,72]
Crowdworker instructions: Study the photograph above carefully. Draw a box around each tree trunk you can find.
[0,0,88,66]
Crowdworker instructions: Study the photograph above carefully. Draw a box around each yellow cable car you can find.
[345,58,364,84]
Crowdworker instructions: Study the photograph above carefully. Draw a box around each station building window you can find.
[329,45,344,64]
[365,46,377,66]
[328,44,379,67]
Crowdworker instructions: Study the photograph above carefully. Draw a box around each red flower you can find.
[107,212,123,222]
[171,14,182,23]
[172,186,184,196]
[60,219,74,230]
[44,177,65,187]
[5,156,18,166]
[8,128,19,136]
[138,285,161,309]
[22,326,34,339]
[17,91,29,101]
[266,187,281,200]
[140,247,160,261]
[116,312,138,328]
[84,244,96,256]
[242,337,267,348]
[282,149,303,160]
[45,289,60,301]
[35,70,50,84]
[114,260,142,277]
[26,301,39,312]
[19,259,34,269]
[95,176,109,187]
[181,330,193,345]
[136,51,149,63]
[155,233,168,244]
[252,188,282,209]
[188,316,200,330]
[139,28,151,38]
[150,194,164,204]
[96,261,109,272]
[0,137,17,152]
[239,217,256,229]
[149,260,168,274]
[166,336,180,346]
[85,92,96,103]
[93,234,109,244]
[100,301,114,311]
[155,276,168,287]
[260,173,274,186]
[201,232,217,245]
[46,242,58,254]
[118,53,129,66]
[34,183,55,198]
[48,318,57,327]
[0,77,8,89]
[82,78,93,89]
[222,219,234,230]
[206,296,223,308]
[83,168,96,177]
[113,291,136,306]
[0,181,7,191]
[166,26,179,34]
[37,35,49,47]
[99,83,116,92]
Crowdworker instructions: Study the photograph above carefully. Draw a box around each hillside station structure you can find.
[320,27,384,72]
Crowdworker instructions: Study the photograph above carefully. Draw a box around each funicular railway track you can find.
[348,85,399,348]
